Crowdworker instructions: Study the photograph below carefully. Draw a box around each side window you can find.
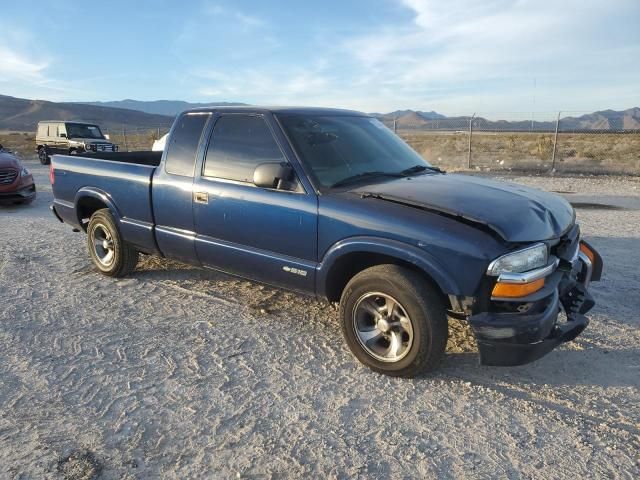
[203,115,285,182]
[165,113,210,177]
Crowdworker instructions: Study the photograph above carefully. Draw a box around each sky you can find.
[1,0,639,117]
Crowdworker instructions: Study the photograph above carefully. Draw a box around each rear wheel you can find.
[339,264,448,377]
[87,209,138,277]
[38,147,50,165]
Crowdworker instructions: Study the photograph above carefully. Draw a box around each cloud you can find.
[195,68,331,102]
[334,0,640,112]
[0,46,48,82]
[203,2,266,30]
[0,24,50,83]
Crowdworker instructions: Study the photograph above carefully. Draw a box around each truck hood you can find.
[352,173,575,242]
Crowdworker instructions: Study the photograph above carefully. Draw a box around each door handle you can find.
[194,191,209,204]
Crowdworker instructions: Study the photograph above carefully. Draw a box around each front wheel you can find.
[339,264,448,377]
[38,147,50,165]
[87,209,139,277]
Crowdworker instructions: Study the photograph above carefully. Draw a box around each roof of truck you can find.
[185,106,368,116]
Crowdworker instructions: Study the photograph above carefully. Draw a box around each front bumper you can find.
[469,243,602,366]
[0,183,36,204]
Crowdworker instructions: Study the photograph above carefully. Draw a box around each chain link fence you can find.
[102,126,172,152]
[4,112,631,175]
[386,112,640,174]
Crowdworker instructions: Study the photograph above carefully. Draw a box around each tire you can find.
[38,146,50,165]
[339,264,448,377]
[87,209,139,277]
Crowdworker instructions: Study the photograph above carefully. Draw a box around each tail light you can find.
[49,163,55,185]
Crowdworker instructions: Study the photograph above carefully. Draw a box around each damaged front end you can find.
[466,226,603,366]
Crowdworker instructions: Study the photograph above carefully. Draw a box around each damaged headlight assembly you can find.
[487,243,548,276]
[487,243,550,298]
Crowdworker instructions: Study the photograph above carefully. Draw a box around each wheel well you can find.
[76,197,109,231]
[324,252,449,307]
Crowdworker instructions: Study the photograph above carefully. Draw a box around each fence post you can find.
[467,113,476,169]
[393,118,397,133]
[551,111,561,171]
[122,125,128,152]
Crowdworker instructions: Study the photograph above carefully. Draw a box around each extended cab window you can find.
[203,115,285,182]
[165,113,210,177]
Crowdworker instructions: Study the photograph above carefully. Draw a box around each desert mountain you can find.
[79,99,247,116]
[0,95,174,131]
[377,108,640,131]
[1,94,638,132]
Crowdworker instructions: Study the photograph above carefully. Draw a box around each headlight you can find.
[487,243,548,276]
[21,167,30,177]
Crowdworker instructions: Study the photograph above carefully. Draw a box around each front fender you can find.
[316,236,462,298]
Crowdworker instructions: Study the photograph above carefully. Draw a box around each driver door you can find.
[192,113,318,293]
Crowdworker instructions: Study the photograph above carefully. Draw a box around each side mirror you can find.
[60,133,67,138]
[253,162,294,189]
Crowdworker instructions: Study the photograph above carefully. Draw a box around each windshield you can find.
[66,123,105,139]
[277,114,433,189]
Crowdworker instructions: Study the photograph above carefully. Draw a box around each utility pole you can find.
[551,111,561,171]
[122,125,128,152]
[467,113,476,169]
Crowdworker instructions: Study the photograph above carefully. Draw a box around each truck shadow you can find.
[438,344,640,389]
[133,236,639,392]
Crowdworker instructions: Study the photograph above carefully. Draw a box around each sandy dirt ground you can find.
[1,161,639,479]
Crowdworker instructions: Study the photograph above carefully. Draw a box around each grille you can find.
[0,169,18,185]
[90,144,116,152]
[553,224,580,265]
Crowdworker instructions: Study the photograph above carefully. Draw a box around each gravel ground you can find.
[1,162,639,479]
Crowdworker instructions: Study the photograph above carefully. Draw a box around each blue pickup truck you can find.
[50,107,602,376]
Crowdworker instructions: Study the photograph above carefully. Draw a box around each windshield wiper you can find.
[400,164,445,175]
[330,171,404,189]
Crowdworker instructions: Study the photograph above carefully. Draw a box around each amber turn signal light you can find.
[492,278,545,298]
[579,242,595,264]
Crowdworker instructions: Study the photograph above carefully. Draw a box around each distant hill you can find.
[375,110,446,128]
[1,94,638,133]
[376,108,640,132]
[80,99,248,116]
[559,108,640,131]
[0,95,174,132]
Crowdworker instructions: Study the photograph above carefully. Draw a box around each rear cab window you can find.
[203,114,286,183]
[165,113,211,177]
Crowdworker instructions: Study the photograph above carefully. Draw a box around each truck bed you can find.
[51,153,159,252]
